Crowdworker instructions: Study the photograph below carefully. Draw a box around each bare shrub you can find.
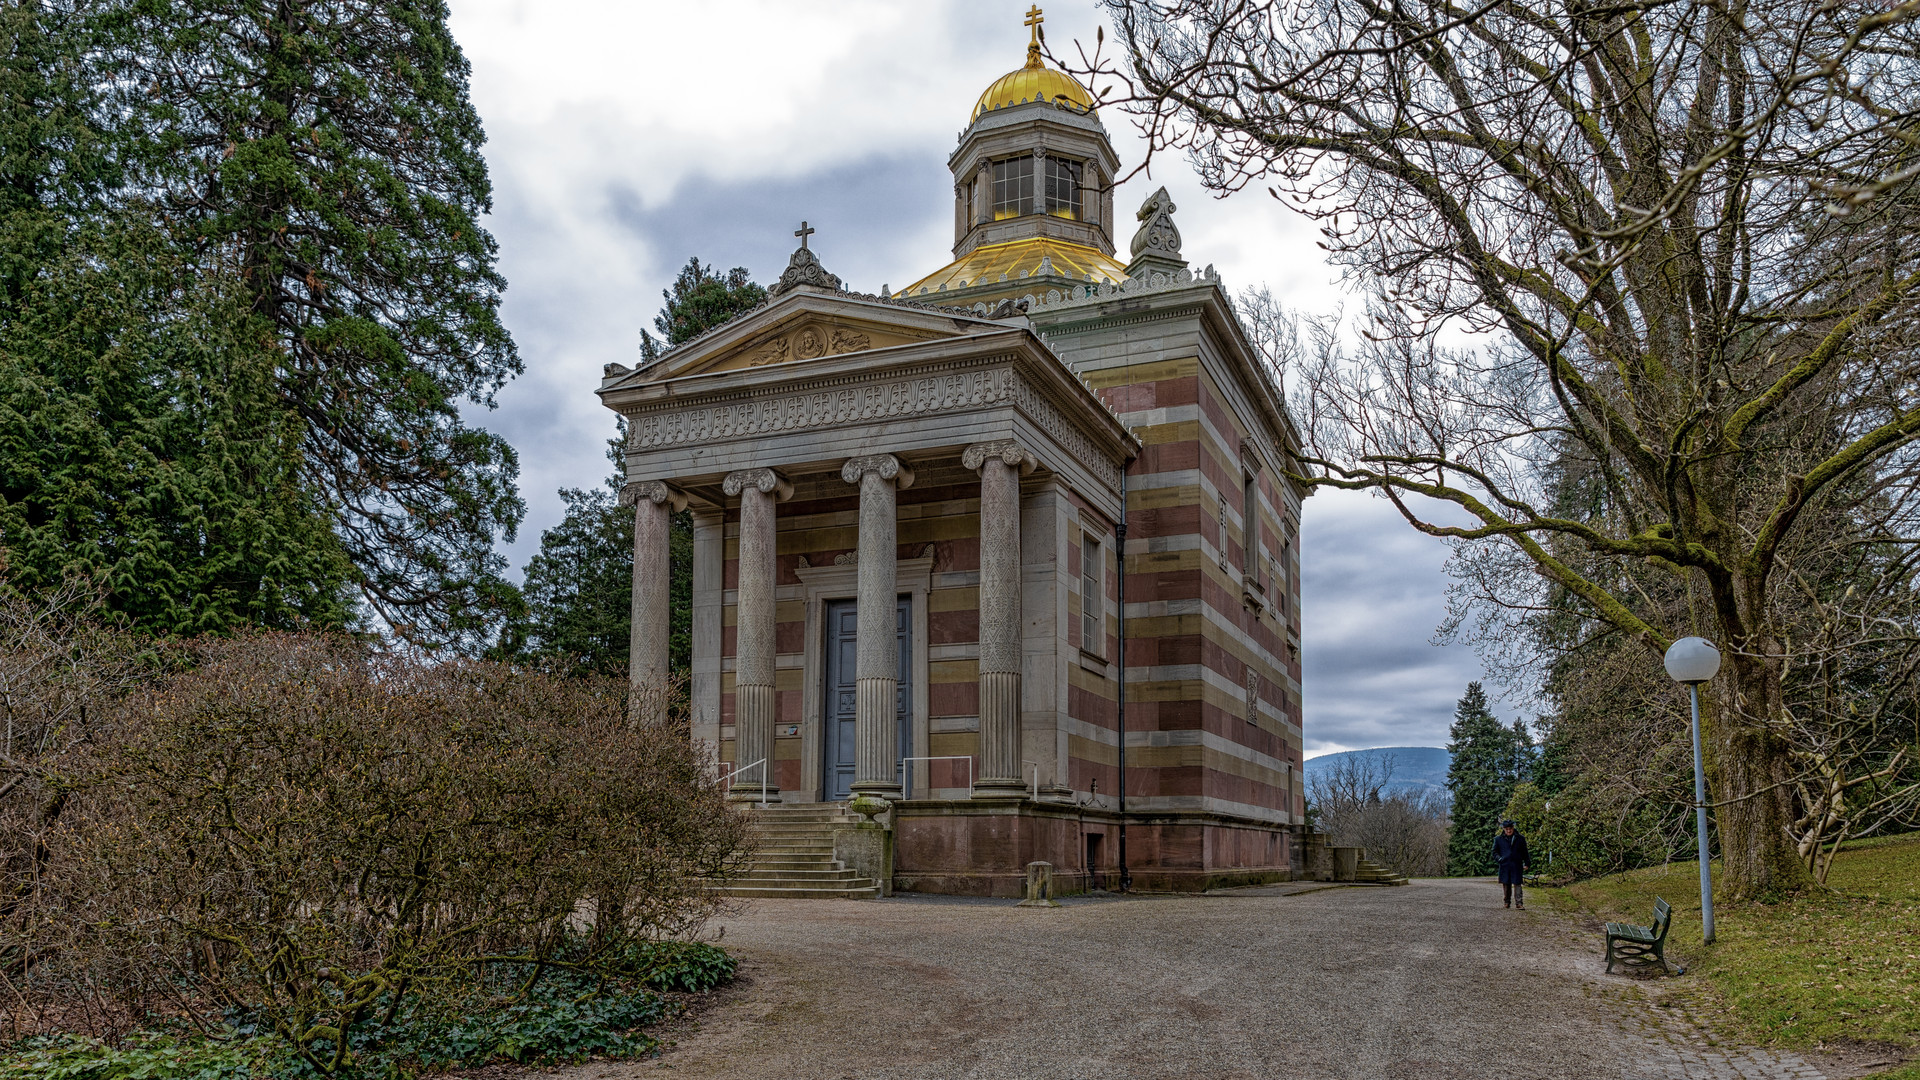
[1,577,165,1036]
[9,631,748,1071]
[1309,754,1450,877]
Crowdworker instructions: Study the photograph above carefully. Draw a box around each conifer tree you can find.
[93,0,524,650]
[1,3,352,631]
[1444,683,1535,875]
[504,258,763,676]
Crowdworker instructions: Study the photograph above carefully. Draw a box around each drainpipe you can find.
[1116,461,1132,893]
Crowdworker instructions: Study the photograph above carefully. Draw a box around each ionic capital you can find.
[841,454,915,490]
[962,440,1037,476]
[722,467,794,502]
[619,480,687,511]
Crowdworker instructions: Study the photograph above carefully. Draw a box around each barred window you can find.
[1082,534,1103,655]
[1045,157,1081,218]
[992,156,1034,218]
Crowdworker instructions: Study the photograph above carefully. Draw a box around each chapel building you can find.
[597,12,1307,895]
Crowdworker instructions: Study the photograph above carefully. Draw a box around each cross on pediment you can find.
[794,221,815,250]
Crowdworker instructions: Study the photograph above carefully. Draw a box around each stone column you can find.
[622,480,686,683]
[964,440,1035,797]
[975,161,992,226]
[842,454,914,797]
[723,467,791,799]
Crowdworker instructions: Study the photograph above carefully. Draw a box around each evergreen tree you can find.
[1444,682,1535,875]
[505,258,763,676]
[94,0,524,650]
[1,3,352,630]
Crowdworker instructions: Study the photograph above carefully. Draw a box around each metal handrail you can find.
[898,755,972,799]
[719,757,770,809]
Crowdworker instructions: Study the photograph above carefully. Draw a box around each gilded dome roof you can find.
[971,11,1093,124]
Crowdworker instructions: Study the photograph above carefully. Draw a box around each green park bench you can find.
[1604,897,1677,974]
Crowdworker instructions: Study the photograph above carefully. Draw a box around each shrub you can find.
[9,631,749,1072]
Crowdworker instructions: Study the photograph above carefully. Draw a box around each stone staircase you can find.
[1351,853,1410,886]
[710,805,881,899]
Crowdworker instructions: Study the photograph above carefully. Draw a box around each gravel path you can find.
[526,878,1851,1080]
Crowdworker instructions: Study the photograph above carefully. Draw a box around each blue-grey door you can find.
[822,598,912,801]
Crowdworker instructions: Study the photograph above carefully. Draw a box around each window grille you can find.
[1045,157,1081,218]
[992,157,1034,219]
[1082,534,1102,654]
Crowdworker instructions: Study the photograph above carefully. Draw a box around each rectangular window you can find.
[1045,157,1081,218]
[992,156,1034,219]
[1242,471,1261,586]
[1082,534,1102,656]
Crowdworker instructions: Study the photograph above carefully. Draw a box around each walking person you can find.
[1493,819,1530,909]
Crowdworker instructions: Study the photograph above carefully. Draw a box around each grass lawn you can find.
[1547,832,1920,1075]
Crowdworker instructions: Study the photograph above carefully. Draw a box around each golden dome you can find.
[970,11,1093,124]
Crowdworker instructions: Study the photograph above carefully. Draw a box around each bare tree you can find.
[1309,753,1451,876]
[1072,0,1920,898]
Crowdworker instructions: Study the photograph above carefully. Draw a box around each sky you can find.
[445,0,1518,755]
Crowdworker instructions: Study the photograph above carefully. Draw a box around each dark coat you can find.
[1493,831,1530,884]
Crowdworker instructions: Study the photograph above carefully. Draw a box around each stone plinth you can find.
[832,821,895,898]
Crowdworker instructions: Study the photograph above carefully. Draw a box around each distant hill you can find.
[1303,746,1450,799]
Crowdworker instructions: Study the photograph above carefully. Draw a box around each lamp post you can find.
[1664,636,1721,944]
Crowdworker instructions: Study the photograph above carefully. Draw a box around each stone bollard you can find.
[1017,861,1061,907]
[1331,846,1360,882]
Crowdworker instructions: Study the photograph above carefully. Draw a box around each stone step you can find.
[712,883,880,899]
[746,856,841,870]
[751,841,836,854]
[751,825,845,837]
[1352,860,1410,886]
[734,868,869,882]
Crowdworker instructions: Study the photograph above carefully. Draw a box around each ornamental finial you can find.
[1024,6,1044,68]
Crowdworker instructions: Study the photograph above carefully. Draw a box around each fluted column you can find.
[964,440,1035,797]
[842,454,914,798]
[724,467,791,799]
[622,480,686,683]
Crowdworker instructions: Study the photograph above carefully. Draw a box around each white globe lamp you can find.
[1663,635,1721,943]
[1664,637,1721,685]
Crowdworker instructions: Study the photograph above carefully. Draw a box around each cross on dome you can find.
[1024,6,1044,66]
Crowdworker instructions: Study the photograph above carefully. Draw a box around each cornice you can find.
[611,337,1138,491]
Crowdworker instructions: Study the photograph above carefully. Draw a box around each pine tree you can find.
[1444,682,1535,875]
[505,259,763,676]
[93,0,524,650]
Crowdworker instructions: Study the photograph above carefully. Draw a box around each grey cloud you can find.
[1300,488,1508,753]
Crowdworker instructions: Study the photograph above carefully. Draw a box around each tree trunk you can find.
[1709,657,1814,900]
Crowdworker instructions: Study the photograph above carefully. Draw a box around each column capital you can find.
[619,480,687,511]
[962,440,1037,475]
[722,467,794,501]
[841,454,915,490]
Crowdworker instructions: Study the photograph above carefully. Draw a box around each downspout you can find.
[1116,460,1132,893]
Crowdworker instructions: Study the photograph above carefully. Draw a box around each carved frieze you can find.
[624,361,1123,491]
[747,337,789,367]
[830,328,871,353]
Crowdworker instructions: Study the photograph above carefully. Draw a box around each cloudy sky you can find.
[445,0,1517,754]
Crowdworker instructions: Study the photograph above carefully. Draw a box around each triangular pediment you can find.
[603,289,1005,389]
[693,314,936,375]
